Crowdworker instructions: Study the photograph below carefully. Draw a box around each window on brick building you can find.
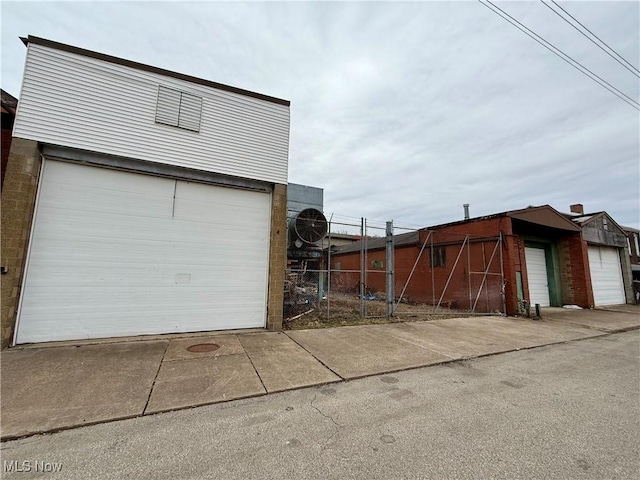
[635,234,640,256]
[430,247,446,268]
[628,237,633,255]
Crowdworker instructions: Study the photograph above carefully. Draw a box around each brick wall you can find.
[506,234,526,315]
[557,236,574,304]
[266,183,287,330]
[331,216,514,314]
[1,138,41,348]
[556,234,593,308]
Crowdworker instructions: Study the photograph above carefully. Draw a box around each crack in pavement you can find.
[310,394,342,428]
[309,394,344,450]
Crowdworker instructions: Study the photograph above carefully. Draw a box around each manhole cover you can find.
[187,343,220,353]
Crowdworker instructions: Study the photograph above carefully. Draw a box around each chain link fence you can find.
[284,216,506,328]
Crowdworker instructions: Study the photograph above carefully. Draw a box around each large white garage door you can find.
[588,246,625,306]
[16,160,271,343]
[525,246,550,307]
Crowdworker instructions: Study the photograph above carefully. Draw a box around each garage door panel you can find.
[588,246,625,306]
[38,165,175,218]
[168,219,269,244]
[20,287,268,313]
[42,160,174,197]
[37,189,175,219]
[32,214,177,246]
[174,192,270,226]
[16,160,271,344]
[524,246,551,307]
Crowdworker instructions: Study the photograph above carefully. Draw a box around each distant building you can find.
[331,204,635,315]
[620,225,640,303]
[563,204,634,306]
[622,226,640,278]
[323,233,361,250]
[332,205,589,315]
[1,89,18,188]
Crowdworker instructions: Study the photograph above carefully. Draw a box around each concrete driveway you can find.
[1,306,638,440]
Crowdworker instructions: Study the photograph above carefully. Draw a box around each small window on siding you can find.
[430,247,446,268]
[155,86,203,132]
[602,218,608,230]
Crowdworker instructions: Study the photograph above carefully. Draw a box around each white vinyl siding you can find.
[524,247,551,307]
[588,246,625,306]
[13,43,289,184]
[15,160,271,344]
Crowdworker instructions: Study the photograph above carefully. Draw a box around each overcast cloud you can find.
[2,0,638,230]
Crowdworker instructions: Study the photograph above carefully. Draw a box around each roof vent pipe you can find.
[463,204,470,220]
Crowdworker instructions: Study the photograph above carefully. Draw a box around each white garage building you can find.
[5,36,290,345]
[567,208,633,307]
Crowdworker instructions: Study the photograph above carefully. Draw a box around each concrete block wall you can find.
[1,138,41,348]
[266,183,287,331]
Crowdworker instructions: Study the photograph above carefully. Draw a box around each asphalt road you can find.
[2,331,638,480]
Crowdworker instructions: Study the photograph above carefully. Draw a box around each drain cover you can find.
[187,343,220,353]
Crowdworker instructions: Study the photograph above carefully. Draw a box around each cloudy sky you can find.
[2,0,639,230]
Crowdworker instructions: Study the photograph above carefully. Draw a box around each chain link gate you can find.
[391,230,506,317]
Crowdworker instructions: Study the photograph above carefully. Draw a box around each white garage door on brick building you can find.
[7,36,290,345]
[15,160,271,343]
[588,245,625,306]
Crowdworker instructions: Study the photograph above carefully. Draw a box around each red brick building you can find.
[331,205,601,316]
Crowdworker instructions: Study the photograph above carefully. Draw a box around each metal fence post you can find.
[327,218,332,321]
[467,236,472,311]
[363,218,368,318]
[360,217,365,318]
[499,232,507,316]
[386,220,394,317]
[431,234,435,309]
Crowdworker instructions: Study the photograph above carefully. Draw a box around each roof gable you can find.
[507,205,581,232]
[571,211,626,235]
